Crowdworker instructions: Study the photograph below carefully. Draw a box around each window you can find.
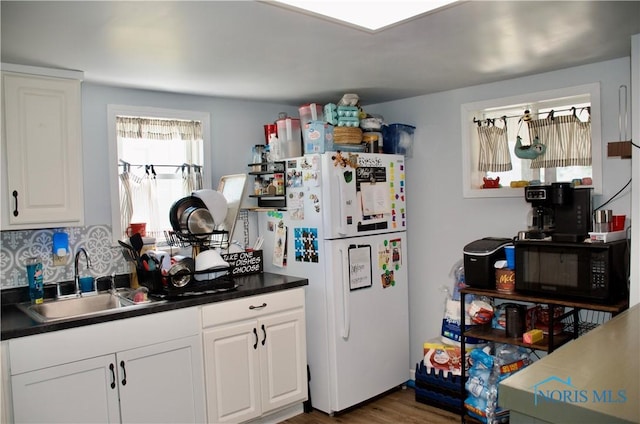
[108,106,211,242]
[461,83,602,198]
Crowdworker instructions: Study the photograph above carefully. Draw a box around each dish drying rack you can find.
[163,270,237,299]
[155,229,238,298]
[164,229,230,256]
[137,260,237,299]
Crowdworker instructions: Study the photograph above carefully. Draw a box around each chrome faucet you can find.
[109,272,117,295]
[74,248,92,297]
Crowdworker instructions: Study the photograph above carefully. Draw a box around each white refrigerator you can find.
[258,152,410,414]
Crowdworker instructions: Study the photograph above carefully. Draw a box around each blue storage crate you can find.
[415,360,465,395]
[414,360,466,415]
[415,386,463,415]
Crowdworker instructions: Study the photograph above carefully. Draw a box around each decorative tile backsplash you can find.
[1,225,129,289]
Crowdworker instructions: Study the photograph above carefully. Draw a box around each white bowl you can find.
[194,269,228,281]
[195,249,229,281]
[192,189,228,226]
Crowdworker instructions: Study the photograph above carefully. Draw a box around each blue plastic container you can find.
[80,276,95,293]
[382,123,415,157]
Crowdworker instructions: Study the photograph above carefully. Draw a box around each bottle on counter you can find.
[25,257,44,304]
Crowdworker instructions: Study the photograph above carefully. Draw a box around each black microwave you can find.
[514,239,628,302]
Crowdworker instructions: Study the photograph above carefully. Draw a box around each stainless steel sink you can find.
[17,289,166,323]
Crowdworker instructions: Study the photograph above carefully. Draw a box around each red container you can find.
[263,124,277,145]
[612,215,626,231]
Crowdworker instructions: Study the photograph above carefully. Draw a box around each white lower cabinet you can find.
[8,308,205,423]
[12,354,120,423]
[118,336,204,423]
[202,288,308,423]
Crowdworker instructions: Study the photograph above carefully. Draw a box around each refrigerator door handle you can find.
[335,172,347,236]
[339,247,350,339]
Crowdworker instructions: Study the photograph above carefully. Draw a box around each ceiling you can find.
[2,1,639,106]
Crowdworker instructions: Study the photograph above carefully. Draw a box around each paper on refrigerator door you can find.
[348,245,372,290]
[272,224,287,267]
[359,182,391,216]
[288,190,305,220]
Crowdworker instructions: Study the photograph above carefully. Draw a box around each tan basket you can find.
[333,127,363,144]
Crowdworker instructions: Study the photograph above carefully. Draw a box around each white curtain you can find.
[477,121,513,172]
[117,117,203,140]
[143,172,161,236]
[528,111,591,169]
[117,117,203,239]
[182,166,195,194]
[119,168,133,235]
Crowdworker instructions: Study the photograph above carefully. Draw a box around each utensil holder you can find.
[136,267,166,295]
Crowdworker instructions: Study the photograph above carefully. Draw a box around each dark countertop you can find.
[1,272,308,341]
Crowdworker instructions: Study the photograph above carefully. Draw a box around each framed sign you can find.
[348,245,372,290]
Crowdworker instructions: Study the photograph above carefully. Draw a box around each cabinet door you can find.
[1,72,83,229]
[117,335,205,424]
[11,355,120,423]
[203,320,261,423]
[259,308,308,414]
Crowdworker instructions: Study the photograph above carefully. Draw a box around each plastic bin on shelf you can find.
[382,123,415,157]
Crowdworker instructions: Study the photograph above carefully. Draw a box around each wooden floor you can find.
[281,387,460,424]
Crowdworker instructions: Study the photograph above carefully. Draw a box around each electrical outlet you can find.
[52,254,67,267]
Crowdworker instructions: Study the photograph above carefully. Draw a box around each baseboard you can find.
[248,403,304,423]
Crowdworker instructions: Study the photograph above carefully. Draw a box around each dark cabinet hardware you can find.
[12,191,18,217]
[120,360,127,386]
[109,363,116,389]
[253,327,258,349]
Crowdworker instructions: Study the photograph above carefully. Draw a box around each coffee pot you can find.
[523,183,592,242]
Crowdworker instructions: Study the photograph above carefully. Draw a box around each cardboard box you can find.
[607,141,632,158]
[221,250,263,276]
[303,121,333,154]
[423,339,471,376]
[523,329,544,344]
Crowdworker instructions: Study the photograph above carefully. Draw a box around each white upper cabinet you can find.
[1,68,84,229]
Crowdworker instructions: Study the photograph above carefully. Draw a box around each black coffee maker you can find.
[524,183,592,242]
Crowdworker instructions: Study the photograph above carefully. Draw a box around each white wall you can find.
[81,83,298,227]
[368,57,633,368]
